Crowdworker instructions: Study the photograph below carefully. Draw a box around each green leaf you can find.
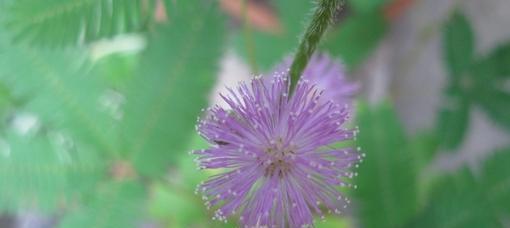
[442,11,474,78]
[59,181,145,228]
[480,147,510,217]
[0,32,120,156]
[0,133,104,213]
[468,43,510,132]
[474,88,510,131]
[121,1,225,177]
[235,0,313,71]
[408,169,502,228]
[315,216,350,228]
[148,134,236,228]
[407,132,440,208]
[322,11,387,69]
[94,53,137,91]
[349,0,388,13]
[149,183,211,228]
[472,43,510,80]
[2,0,156,46]
[408,132,439,170]
[437,85,470,149]
[0,82,14,127]
[354,102,417,228]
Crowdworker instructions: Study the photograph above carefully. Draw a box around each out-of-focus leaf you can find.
[354,102,417,228]
[472,43,510,80]
[235,0,312,71]
[59,181,144,228]
[0,133,104,213]
[315,216,350,228]
[349,0,387,13]
[408,169,502,228]
[0,83,10,109]
[149,183,211,228]
[408,131,439,170]
[437,85,470,149]
[474,88,510,131]
[148,183,239,228]
[95,53,137,91]
[0,83,13,127]
[176,133,209,189]
[2,0,156,46]
[442,11,474,78]
[322,11,387,69]
[148,134,236,228]
[0,30,120,157]
[407,131,439,207]
[480,147,510,216]
[121,1,225,177]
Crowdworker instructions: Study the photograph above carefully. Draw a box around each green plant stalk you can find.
[241,0,258,74]
[289,0,342,95]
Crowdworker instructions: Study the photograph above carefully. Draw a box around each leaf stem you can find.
[288,0,342,95]
[241,0,259,74]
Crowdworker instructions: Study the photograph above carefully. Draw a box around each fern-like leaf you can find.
[58,181,144,228]
[0,29,120,156]
[2,0,156,46]
[0,132,105,213]
[121,0,226,177]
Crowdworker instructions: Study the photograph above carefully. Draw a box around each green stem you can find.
[241,0,258,74]
[288,0,342,94]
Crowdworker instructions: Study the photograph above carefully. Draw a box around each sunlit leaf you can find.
[94,53,138,91]
[149,183,212,228]
[315,216,350,228]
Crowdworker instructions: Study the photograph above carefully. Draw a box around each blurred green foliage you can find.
[409,147,510,228]
[0,0,509,228]
[354,103,418,228]
[349,0,388,13]
[121,1,225,177]
[4,0,157,46]
[322,11,387,69]
[0,0,225,226]
[235,0,313,71]
[439,11,510,150]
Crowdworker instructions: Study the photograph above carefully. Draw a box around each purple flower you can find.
[193,71,362,227]
[271,53,359,107]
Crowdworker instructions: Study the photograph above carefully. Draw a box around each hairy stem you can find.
[288,0,342,94]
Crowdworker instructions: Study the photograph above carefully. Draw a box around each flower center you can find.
[263,137,295,178]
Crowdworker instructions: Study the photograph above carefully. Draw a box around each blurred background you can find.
[0,0,509,227]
